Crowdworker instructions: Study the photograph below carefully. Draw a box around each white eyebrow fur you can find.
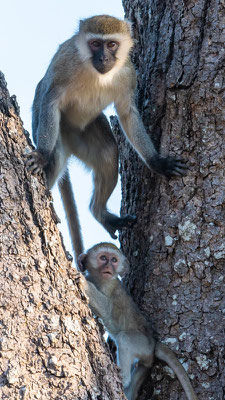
[84,32,131,41]
[94,246,120,254]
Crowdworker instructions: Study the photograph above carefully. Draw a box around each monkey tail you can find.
[58,168,84,262]
[155,342,198,400]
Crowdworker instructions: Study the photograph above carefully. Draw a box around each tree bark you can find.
[0,72,125,400]
[115,0,224,399]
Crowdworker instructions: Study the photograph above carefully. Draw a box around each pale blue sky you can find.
[0,0,124,255]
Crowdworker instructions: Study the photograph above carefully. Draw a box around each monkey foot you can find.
[104,214,137,239]
[116,214,137,228]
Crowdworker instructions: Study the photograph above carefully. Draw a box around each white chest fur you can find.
[59,67,120,130]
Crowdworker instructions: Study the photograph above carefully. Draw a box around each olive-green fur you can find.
[79,15,131,35]
[88,242,120,254]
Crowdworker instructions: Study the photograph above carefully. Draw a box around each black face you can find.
[88,39,119,74]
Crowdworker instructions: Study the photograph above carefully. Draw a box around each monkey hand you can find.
[69,270,95,303]
[69,268,86,286]
[68,268,89,292]
[149,155,188,178]
[25,151,48,174]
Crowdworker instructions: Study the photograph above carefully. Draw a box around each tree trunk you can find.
[115,0,224,399]
[0,72,125,400]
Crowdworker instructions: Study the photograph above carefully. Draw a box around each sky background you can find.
[0,0,125,257]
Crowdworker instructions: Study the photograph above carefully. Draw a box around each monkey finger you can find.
[176,168,188,176]
[76,275,88,291]
[166,168,188,178]
[26,159,42,171]
[173,160,189,169]
[26,163,41,173]
[26,164,36,172]
[24,152,32,159]
[174,166,188,175]
[110,231,118,240]
[24,152,39,161]
[69,270,83,283]
[175,163,189,170]
[26,162,36,170]
[25,157,36,166]
[175,167,189,174]
[168,170,185,177]
[166,162,189,177]
[32,166,42,174]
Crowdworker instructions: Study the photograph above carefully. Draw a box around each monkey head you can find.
[76,15,133,75]
[78,242,129,281]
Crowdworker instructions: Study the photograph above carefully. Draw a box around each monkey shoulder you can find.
[118,59,136,93]
[114,63,136,113]
[129,62,137,90]
[43,37,80,85]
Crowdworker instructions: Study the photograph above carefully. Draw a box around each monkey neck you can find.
[88,275,119,296]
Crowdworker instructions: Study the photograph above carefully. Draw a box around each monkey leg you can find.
[125,365,149,400]
[116,332,135,388]
[79,114,136,238]
[91,166,137,239]
[117,331,155,400]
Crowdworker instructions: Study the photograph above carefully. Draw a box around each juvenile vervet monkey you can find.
[76,243,198,400]
[26,15,187,258]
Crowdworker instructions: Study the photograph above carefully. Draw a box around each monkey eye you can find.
[89,40,101,50]
[111,257,118,263]
[107,41,118,50]
[100,255,107,261]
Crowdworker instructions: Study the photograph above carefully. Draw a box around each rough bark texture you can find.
[0,72,125,400]
[115,0,224,399]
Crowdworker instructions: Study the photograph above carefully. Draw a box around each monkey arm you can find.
[34,85,61,161]
[26,84,61,174]
[69,270,108,318]
[116,98,157,160]
[72,275,108,322]
[82,278,109,320]
[115,96,188,178]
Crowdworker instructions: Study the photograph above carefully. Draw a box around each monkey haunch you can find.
[77,243,198,400]
[26,15,187,257]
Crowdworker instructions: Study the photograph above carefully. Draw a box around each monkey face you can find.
[89,39,119,74]
[77,249,119,279]
[96,250,119,279]
[78,244,129,280]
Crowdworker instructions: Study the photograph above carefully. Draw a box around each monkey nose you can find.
[100,55,109,64]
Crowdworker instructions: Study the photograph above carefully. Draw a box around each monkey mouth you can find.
[102,270,113,277]
[96,65,113,74]
[93,61,114,74]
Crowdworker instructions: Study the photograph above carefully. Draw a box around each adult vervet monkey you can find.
[26,15,187,258]
[76,242,198,400]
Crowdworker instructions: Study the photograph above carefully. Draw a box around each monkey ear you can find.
[77,253,87,272]
[119,257,130,277]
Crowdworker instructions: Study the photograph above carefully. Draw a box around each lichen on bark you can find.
[114,1,225,398]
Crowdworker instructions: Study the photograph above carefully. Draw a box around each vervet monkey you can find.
[76,243,198,400]
[26,15,187,258]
